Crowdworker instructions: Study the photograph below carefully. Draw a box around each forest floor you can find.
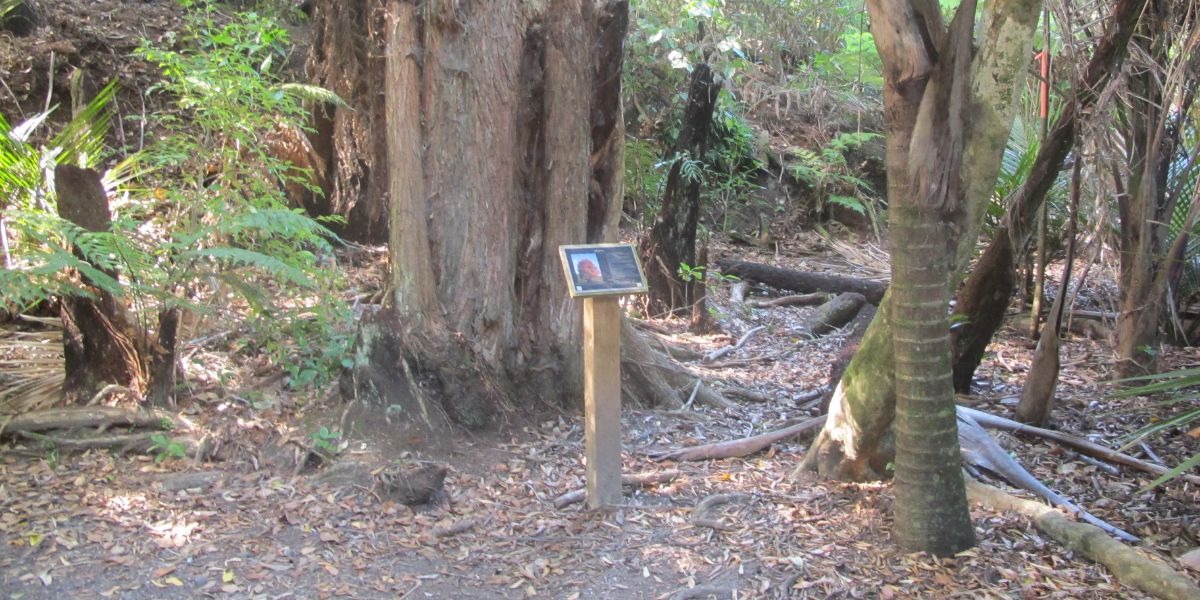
[2,236,1200,599]
[4,1,1200,598]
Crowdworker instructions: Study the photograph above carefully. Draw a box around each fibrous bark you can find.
[330,1,635,426]
[55,164,145,405]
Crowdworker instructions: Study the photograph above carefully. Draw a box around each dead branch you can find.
[966,478,1200,600]
[433,517,480,538]
[957,410,1137,541]
[748,292,830,308]
[691,492,751,531]
[553,470,681,509]
[16,430,213,459]
[959,405,1200,485]
[1,406,190,436]
[702,326,765,364]
[650,415,826,462]
[699,352,785,369]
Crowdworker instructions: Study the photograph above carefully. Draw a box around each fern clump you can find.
[1,3,351,394]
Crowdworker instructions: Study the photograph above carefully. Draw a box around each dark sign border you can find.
[559,243,649,298]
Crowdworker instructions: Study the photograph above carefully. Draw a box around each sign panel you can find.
[559,243,649,298]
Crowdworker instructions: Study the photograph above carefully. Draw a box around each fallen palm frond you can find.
[0,322,64,414]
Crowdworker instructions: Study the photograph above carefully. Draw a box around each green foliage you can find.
[1110,368,1200,490]
[788,131,883,236]
[308,425,342,458]
[148,433,189,463]
[1,3,351,392]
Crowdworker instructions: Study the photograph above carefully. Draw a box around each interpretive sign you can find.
[559,243,647,508]
[559,243,648,298]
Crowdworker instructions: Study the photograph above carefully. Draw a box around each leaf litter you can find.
[1,244,1198,599]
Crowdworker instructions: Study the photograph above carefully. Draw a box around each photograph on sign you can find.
[559,244,649,298]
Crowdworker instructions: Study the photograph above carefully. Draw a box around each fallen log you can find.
[649,415,826,462]
[553,470,681,508]
[794,292,866,339]
[959,405,1200,485]
[716,260,887,304]
[966,478,1200,600]
[0,406,189,436]
[15,430,213,460]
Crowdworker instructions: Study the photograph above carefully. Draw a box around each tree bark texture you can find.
[950,0,1144,392]
[887,0,978,554]
[639,63,721,317]
[330,0,630,427]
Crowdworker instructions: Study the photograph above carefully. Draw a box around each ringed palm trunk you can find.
[890,202,975,555]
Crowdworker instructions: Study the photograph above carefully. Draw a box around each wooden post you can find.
[583,296,622,507]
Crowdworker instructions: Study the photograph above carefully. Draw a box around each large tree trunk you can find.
[639,63,721,317]
[950,0,1143,392]
[801,0,1043,481]
[328,0,630,426]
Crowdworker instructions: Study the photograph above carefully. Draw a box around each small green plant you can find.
[308,426,342,458]
[1110,367,1200,490]
[148,433,188,463]
[788,132,884,237]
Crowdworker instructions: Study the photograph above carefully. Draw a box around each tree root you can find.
[553,470,680,508]
[0,406,189,436]
[622,320,734,410]
[691,492,751,531]
[966,478,1200,600]
[650,416,826,462]
[702,326,765,364]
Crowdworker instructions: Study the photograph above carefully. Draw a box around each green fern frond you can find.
[276,83,349,108]
[185,247,314,288]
